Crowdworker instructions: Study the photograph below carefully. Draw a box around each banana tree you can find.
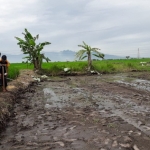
[76,41,104,71]
[15,28,51,70]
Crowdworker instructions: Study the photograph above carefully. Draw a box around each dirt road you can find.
[0,73,150,150]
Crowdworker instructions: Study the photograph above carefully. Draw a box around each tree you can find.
[15,28,51,70]
[76,41,104,71]
[126,56,130,59]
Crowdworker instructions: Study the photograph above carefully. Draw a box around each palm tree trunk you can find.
[33,59,38,69]
[88,53,92,71]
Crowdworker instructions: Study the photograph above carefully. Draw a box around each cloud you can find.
[0,0,150,58]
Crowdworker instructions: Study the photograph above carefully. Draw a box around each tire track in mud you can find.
[74,75,150,137]
[0,74,150,150]
[67,75,150,149]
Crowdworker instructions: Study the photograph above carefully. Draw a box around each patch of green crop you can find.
[9,58,150,77]
[8,63,33,79]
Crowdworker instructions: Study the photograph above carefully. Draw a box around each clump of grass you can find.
[107,123,116,128]
[126,62,135,69]
[8,63,33,79]
[93,62,116,73]
[71,62,87,72]
[42,61,88,74]
[93,118,100,123]
[49,64,62,76]
[8,67,19,79]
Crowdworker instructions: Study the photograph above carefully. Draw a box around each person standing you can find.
[0,55,10,92]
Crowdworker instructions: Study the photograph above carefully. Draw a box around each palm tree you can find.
[76,41,104,71]
[15,28,51,70]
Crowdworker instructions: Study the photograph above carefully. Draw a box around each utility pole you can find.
[138,48,140,59]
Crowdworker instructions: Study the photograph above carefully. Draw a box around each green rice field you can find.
[8,58,150,79]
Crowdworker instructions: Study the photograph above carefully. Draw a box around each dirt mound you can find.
[0,70,36,131]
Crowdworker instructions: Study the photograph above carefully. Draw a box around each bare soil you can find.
[0,71,150,150]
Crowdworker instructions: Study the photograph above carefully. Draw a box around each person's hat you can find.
[2,55,7,60]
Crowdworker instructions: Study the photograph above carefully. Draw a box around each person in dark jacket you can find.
[0,55,10,92]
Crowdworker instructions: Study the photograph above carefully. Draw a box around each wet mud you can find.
[1,72,150,150]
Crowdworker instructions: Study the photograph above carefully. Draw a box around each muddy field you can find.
[0,72,150,150]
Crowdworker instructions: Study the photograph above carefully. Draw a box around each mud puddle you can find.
[103,73,150,92]
[0,73,150,150]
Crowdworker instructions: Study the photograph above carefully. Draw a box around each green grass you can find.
[8,63,33,79]
[8,58,150,78]
[93,58,150,73]
[42,61,87,71]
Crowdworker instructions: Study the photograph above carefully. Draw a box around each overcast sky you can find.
[0,0,150,58]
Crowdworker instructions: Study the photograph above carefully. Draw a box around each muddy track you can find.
[0,73,150,150]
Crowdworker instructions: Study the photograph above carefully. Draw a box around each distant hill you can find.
[44,50,125,61]
[2,50,125,63]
